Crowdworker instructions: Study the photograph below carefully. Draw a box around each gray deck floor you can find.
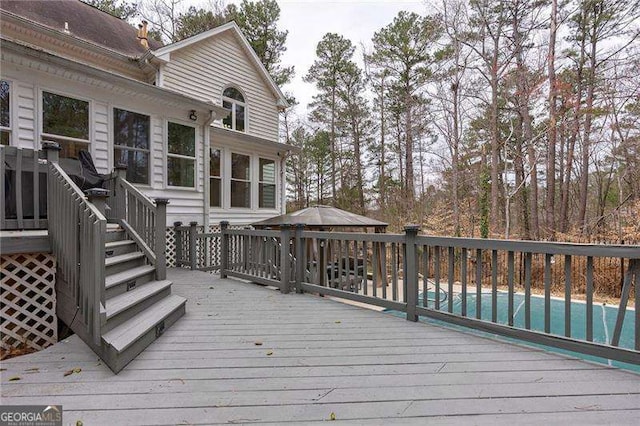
[1,268,639,425]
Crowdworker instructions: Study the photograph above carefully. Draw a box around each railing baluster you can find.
[544,253,552,333]
[507,251,514,326]
[475,249,482,319]
[461,248,468,317]
[362,241,368,296]
[16,148,23,228]
[491,250,498,322]
[372,241,378,297]
[448,246,455,313]
[423,246,429,308]
[586,256,594,342]
[391,242,398,301]
[33,151,40,228]
[524,252,532,330]
[564,254,572,337]
[435,246,441,310]
[0,148,5,228]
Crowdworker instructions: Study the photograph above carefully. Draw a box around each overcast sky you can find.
[225,0,428,116]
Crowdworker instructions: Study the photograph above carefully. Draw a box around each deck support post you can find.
[220,221,229,278]
[404,225,420,322]
[280,224,292,294]
[189,221,198,270]
[294,223,305,293]
[154,198,169,280]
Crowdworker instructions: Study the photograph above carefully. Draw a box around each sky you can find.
[226,0,428,116]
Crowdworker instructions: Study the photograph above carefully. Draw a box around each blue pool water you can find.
[388,289,639,372]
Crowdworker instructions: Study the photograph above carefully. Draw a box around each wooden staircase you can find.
[42,143,185,374]
[99,224,185,373]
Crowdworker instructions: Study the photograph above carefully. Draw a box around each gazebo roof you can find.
[252,205,388,228]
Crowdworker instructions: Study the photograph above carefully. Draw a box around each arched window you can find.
[222,87,246,132]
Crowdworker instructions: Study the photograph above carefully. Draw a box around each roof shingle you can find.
[1,0,162,57]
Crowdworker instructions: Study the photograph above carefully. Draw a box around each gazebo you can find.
[252,206,388,289]
[251,205,388,231]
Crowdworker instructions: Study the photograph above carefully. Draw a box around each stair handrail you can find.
[105,165,168,280]
[43,142,106,346]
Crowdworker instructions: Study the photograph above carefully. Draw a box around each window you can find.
[42,91,89,158]
[1,80,10,146]
[114,108,150,184]
[222,87,246,132]
[231,153,250,208]
[210,148,221,207]
[167,122,195,188]
[259,158,276,209]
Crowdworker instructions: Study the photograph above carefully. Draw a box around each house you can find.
[0,0,292,372]
[1,0,291,228]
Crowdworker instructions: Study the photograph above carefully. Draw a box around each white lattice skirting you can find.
[1,253,57,351]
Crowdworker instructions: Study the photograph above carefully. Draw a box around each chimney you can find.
[138,20,149,49]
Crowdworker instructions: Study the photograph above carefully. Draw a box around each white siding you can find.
[161,32,280,141]
[1,51,211,225]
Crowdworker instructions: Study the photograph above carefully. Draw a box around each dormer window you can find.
[222,87,246,132]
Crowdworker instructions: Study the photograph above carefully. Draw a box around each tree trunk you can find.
[578,12,598,233]
[545,0,558,236]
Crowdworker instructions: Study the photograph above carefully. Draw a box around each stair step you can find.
[105,240,136,257]
[105,265,156,290]
[105,252,145,267]
[105,280,172,320]
[105,239,135,249]
[105,230,127,243]
[102,294,186,353]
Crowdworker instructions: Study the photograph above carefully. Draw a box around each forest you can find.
[87,0,640,242]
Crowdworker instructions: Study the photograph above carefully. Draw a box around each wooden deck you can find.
[1,268,639,425]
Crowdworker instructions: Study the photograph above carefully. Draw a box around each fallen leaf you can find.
[254,342,263,346]
[329,412,336,421]
[8,376,20,381]
[209,286,214,290]
[76,420,83,426]
[266,351,273,356]
[26,367,39,372]
[335,320,341,324]
[64,368,82,377]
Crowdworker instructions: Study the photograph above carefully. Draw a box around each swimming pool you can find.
[388,289,638,372]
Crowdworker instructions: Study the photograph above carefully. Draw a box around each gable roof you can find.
[153,21,289,108]
[0,0,161,57]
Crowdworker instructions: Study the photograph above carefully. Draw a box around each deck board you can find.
[1,268,639,425]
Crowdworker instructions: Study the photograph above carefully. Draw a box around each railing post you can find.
[294,223,305,293]
[189,221,198,270]
[114,163,127,180]
[154,198,169,280]
[42,141,61,164]
[112,164,128,220]
[85,188,110,216]
[280,224,292,294]
[404,225,420,322]
[220,221,229,278]
[174,221,183,267]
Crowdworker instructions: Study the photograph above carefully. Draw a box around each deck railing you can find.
[105,167,167,280]
[45,144,106,345]
[0,146,48,230]
[202,223,640,365]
